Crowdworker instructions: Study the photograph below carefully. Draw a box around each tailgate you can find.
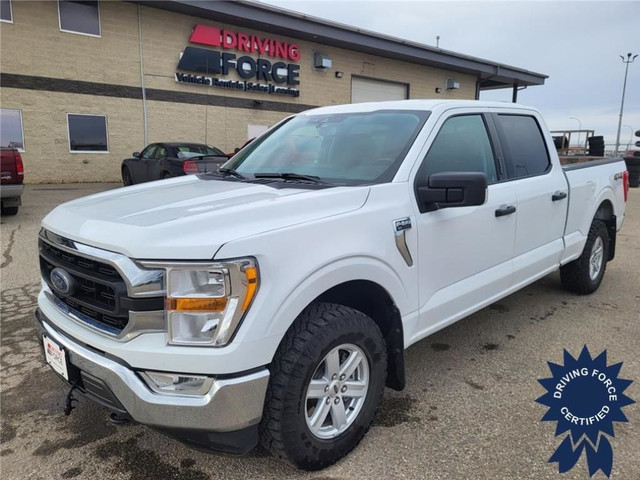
[0,149,20,184]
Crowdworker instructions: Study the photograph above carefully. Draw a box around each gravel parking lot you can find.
[1,184,639,480]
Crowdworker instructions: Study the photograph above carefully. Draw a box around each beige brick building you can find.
[0,0,546,183]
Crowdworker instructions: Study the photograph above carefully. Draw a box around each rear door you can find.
[490,110,568,287]
[412,110,516,338]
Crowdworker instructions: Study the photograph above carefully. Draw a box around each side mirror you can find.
[133,152,141,158]
[418,171,488,211]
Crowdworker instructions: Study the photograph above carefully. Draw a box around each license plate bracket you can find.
[43,335,69,381]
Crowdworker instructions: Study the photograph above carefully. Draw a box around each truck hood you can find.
[42,176,370,259]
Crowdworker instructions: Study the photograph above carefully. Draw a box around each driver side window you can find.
[141,145,157,159]
[420,115,498,183]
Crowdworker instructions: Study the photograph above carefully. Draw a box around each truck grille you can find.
[39,239,131,331]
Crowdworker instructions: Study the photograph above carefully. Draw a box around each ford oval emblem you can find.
[50,267,75,296]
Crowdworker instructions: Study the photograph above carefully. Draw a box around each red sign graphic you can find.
[189,25,300,62]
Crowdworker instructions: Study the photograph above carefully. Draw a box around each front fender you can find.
[264,255,413,341]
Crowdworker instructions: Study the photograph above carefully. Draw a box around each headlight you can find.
[142,258,258,347]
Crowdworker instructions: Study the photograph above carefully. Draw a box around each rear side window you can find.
[495,115,550,178]
[155,146,167,159]
[419,114,498,183]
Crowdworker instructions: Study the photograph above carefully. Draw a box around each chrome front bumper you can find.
[35,310,269,433]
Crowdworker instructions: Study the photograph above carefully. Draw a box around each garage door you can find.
[351,77,408,103]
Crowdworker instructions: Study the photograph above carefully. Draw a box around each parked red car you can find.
[1,147,24,215]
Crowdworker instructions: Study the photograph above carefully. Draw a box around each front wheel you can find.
[560,219,609,294]
[122,167,133,186]
[260,303,387,470]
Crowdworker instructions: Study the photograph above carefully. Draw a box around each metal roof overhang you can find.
[135,0,547,90]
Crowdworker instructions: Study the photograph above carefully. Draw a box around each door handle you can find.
[495,205,516,217]
[552,191,567,201]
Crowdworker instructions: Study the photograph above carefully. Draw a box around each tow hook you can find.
[109,412,131,425]
[63,381,79,416]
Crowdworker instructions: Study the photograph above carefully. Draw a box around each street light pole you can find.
[569,116,581,150]
[615,53,637,156]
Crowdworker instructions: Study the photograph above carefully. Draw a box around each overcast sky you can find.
[264,0,639,150]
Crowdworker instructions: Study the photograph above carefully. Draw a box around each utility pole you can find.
[615,53,637,155]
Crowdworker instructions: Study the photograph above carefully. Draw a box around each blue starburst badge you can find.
[537,346,634,477]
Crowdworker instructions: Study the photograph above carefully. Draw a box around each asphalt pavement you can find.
[1,183,639,480]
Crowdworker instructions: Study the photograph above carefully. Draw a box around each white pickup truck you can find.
[35,100,629,470]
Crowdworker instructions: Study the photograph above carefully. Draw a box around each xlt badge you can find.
[394,218,412,232]
[393,217,413,266]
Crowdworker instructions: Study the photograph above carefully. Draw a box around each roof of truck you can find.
[301,99,540,115]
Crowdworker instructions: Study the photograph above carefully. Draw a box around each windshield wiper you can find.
[253,172,326,184]
[217,167,247,180]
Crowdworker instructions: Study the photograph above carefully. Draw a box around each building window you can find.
[67,114,109,153]
[58,1,100,37]
[0,0,12,23]
[0,109,25,151]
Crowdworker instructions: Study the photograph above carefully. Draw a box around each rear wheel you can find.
[162,172,172,179]
[260,303,387,471]
[1,205,19,216]
[560,220,609,294]
[122,167,133,186]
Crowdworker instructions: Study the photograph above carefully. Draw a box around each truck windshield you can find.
[225,110,430,185]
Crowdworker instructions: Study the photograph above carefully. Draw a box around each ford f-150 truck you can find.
[35,100,629,470]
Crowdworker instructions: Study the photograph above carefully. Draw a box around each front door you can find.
[147,145,168,180]
[411,111,517,342]
[133,145,157,182]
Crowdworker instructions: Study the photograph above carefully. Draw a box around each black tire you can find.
[260,303,387,471]
[625,165,640,186]
[560,220,609,294]
[162,172,172,179]
[122,167,133,186]
[1,205,19,216]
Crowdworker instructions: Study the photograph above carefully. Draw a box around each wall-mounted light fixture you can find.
[446,78,460,90]
[314,52,332,69]
[435,87,442,94]
[335,71,344,79]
